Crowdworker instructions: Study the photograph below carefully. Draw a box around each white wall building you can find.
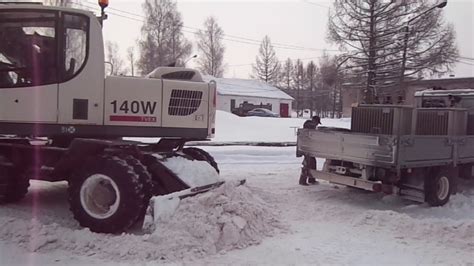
[206,77,294,117]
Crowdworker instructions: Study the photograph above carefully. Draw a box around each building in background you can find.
[341,77,474,117]
[205,77,294,117]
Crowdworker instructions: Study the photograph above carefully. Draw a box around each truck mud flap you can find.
[398,185,425,203]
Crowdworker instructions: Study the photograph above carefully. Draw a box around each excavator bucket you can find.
[143,179,246,232]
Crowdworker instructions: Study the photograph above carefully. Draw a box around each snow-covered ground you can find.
[1,112,473,265]
[131,110,351,144]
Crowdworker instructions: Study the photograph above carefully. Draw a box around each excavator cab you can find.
[0,10,86,87]
[0,5,103,125]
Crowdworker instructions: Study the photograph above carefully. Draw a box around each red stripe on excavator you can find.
[110,115,157,122]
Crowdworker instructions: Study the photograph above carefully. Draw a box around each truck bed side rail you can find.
[297,128,398,168]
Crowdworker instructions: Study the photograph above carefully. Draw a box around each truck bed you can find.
[297,128,474,169]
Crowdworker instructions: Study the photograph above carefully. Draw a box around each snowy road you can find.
[1,146,473,265]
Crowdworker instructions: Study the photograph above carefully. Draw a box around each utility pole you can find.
[399,0,448,95]
[332,55,351,118]
[365,0,376,104]
[296,75,300,117]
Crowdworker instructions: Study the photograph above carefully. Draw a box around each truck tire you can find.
[182,147,220,173]
[425,168,455,207]
[68,155,146,233]
[0,157,29,204]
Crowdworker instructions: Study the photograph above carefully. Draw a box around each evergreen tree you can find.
[279,58,294,89]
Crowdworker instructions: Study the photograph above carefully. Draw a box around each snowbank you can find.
[160,156,222,187]
[0,182,283,263]
[145,181,284,257]
[213,111,350,143]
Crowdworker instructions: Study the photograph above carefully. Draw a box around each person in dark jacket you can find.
[299,116,321,185]
[303,115,321,129]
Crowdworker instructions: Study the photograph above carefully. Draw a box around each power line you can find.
[81,1,474,62]
[82,0,339,52]
[458,60,474,66]
[459,56,474,62]
[228,56,325,68]
[302,0,330,9]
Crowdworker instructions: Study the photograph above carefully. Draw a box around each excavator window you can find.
[62,13,88,81]
[0,11,58,88]
[0,10,89,88]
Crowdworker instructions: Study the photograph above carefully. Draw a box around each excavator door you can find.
[0,9,59,123]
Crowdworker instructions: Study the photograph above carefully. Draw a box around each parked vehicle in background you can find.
[231,102,273,117]
[247,108,279,117]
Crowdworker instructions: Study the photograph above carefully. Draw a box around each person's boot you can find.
[307,177,318,185]
[299,171,308,186]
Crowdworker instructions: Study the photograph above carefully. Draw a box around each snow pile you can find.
[161,156,222,187]
[0,182,282,262]
[400,190,474,220]
[146,181,283,257]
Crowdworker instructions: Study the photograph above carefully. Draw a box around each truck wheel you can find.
[182,147,220,173]
[425,168,454,207]
[0,158,29,204]
[68,155,146,233]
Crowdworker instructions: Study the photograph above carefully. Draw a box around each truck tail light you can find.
[372,183,382,193]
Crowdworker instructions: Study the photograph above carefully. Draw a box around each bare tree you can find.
[319,55,340,117]
[138,0,192,75]
[306,61,318,116]
[279,58,294,90]
[293,59,305,116]
[196,16,225,77]
[127,46,136,77]
[328,0,458,103]
[105,41,124,76]
[252,36,280,84]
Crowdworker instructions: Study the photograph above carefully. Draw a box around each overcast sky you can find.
[91,0,473,79]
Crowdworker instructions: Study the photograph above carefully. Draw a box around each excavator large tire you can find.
[119,154,154,221]
[0,156,29,204]
[68,155,147,233]
[182,147,220,173]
